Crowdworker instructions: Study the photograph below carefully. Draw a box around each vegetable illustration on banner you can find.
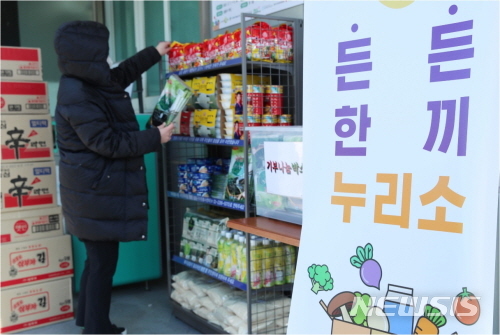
[350,243,382,290]
[308,264,334,294]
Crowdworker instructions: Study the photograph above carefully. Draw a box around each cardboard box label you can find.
[1,234,73,289]
[1,161,57,212]
[1,207,63,244]
[0,81,49,114]
[0,47,43,82]
[1,114,54,162]
[1,278,73,333]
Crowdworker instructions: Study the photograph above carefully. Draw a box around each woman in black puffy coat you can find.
[54,20,174,334]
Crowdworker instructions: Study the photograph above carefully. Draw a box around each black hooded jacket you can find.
[54,21,162,241]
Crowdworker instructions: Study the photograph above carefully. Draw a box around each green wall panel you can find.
[170,1,200,43]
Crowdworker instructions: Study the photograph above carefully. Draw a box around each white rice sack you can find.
[225,314,246,329]
[274,326,287,334]
[199,296,216,312]
[184,290,201,309]
[172,270,201,290]
[193,306,219,326]
[193,306,211,320]
[275,316,289,328]
[172,270,199,282]
[212,305,235,326]
[237,320,276,334]
[253,320,277,334]
[171,281,183,291]
[188,276,221,297]
[250,301,271,323]
[224,325,238,334]
[170,289,184,304]
[205,284,240,306]
[194,308,220,328]
[171,289,190,310]
[267,296,291,309]
[264,297,291,319]
[227,300,248,322]
[228,299,268,323]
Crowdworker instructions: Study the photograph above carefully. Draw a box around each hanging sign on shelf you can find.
[288,1,499,335]
[211,1,303,30]
[263,141,303,198]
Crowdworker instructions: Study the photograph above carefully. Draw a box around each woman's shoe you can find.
[111,324,127,334]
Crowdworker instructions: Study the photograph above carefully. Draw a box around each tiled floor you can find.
[17,277,201,335]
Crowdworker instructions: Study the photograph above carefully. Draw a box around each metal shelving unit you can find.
[161,13,303,334]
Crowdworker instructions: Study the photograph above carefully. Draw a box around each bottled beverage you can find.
[284,245,297,284]
[235,234,243,281]
[262,238,275,287]
[273,240,285,285]
[239,235,247,283]
[196,242,205,264]
[250,236,263,289]
[217,230,227,273]
[222,231,234,278]
[230,232,241,278]
[180,239,186,258]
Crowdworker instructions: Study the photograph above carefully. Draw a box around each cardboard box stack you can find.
[0,46,74,333]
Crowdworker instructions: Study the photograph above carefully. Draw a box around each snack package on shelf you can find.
[146,74,194,129]
[167,41,187,72]
[229,29,242,60]
[167,21,294,73]
[179,207,229,270]
[272,24,294,63]
[177,157,230,197]
[202,37,219,65]
[246,22,274,62]
[194,76,218,110]
[224,146,253,203]
[192,109,219,138]
[184,42,204,68]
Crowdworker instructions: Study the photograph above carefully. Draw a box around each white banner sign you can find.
[289,1,499,335]
[211,1,303,30]
[264,141,303,198]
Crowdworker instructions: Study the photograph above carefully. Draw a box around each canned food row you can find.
[245,114,293,126]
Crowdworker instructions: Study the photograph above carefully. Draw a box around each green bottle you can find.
[217,230,227,273]
[250,236,262,289]
[230,232,241,278]
[238,235,247,283]
[223,232,234,278]
[273,240,285,285]
[284,245,297,284]
[262,239,275,287]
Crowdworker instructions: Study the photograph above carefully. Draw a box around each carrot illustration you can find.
[414,304,447,334]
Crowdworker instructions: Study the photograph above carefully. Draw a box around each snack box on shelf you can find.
[247,126,303,225]
[0,46,43,82]
[0,234,73,289]
[0,277,73,334]
[0,81,49,114]
[1,206,63,244]
[1,161,58,212]
[1,114,54,162]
